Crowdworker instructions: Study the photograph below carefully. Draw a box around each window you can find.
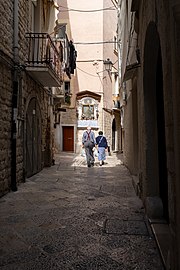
[64,81,71,104]
[64,81,70,94]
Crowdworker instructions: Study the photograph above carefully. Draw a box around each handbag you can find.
[93,148,98,157]
[81,148,86,157]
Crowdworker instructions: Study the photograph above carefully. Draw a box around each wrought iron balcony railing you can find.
[25,33,63,87]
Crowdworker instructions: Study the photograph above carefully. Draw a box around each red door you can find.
[63,126,74,152]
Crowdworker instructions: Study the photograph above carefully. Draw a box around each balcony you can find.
[25,33,63,87]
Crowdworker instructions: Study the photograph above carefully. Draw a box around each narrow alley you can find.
[0,152,164,270]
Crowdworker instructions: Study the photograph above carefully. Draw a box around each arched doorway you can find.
[143,22,169,220]
[26,98,42,177]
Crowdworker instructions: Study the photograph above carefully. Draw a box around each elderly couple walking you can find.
[82,126,108,167]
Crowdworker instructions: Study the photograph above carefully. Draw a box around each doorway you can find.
[62,126,74,152]
[26,98,42,177]
[144,22,169,220]
[112,118,116,151]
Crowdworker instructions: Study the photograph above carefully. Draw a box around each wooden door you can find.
[63,126,74,152]
[26,98,42,177]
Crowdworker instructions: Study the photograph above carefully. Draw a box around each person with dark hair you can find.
[82,126,97,167]
[96,131,108,166]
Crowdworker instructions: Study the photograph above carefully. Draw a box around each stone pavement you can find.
[0,152,165,270]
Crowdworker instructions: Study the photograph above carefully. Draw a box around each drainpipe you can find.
[11,0,19,191]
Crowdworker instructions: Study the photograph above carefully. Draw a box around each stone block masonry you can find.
[0,61,13,196]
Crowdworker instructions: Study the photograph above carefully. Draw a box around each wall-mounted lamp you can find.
[103,58,113,72]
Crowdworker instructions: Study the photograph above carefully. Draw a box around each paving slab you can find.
[0,152,165,269]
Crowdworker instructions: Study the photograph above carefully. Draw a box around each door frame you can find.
[60,124,76,152]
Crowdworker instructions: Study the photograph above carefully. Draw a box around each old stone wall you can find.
[135,0,179,268]
[0,61,13,196]
[22,72,50,163]
[0,1,13,57]
[119,1,180,268]
[0,0,52,195]
[103,110,112,150]
[123,89,133,172]
[115,112,122,152]
[169,1,180,268]
[0,1,14,196]
[137,0,172,196]
[61,108,77,125]
[123,78,138,175]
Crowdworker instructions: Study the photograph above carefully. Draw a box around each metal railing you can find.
[25,33,62,81]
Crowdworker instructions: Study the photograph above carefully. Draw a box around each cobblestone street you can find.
[0,152,164,269]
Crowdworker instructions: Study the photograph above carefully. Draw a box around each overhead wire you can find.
[76,59,104,63]
[58,5,116,12]
[76,59,117,66]
[76,66,103,78]
[57,4,118,81]
[74,41,118,45]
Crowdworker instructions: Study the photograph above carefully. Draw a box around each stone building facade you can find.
[0,0,63,196]
[118,0,180,268]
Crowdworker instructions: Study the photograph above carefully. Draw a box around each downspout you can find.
[11,0,19,191]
